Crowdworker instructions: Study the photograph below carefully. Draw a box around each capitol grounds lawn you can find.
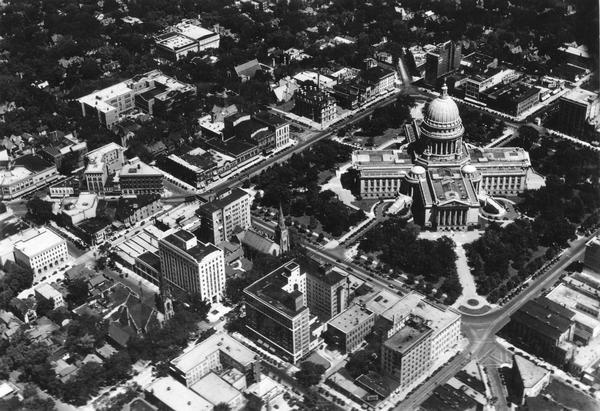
[340,127,402,149]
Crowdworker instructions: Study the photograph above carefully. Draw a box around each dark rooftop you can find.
[363,66,395,83]
[206,137,257,158]
[253,110,288,127]
[14,154,53,172]
[244,260,308,317]
[511,297,575,340]
[180,152,217,171]
[136,251,161,271]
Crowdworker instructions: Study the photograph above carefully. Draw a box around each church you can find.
[351,84,532,230]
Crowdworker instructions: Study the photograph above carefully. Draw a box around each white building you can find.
[13,228,69,282]
[155,21,220,61]
[83,142,126,193]
[34,283,65,309]
[158,229,225,302]
[0,154,60,201]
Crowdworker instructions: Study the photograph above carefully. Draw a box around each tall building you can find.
[158,229,225,302]
[197,188,251,244]
[424,41,462,85]
[557,89,600,136]
[381,317,433,388]
[584,235,600,273]
[351,84,531,230]
[294,80,337,125]
[13,228,70,282]
[305,264,347,321]
[243,260,311,363]
[274,204,290,254]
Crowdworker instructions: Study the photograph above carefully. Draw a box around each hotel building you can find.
[158,229,225,302]
[243,261,311,363]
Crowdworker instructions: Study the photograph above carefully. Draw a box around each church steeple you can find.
[275,203,290,254]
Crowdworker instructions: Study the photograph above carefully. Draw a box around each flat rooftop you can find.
[119,160,162,177]
[145,376,212,410]
[198,187,249,214]
[561,88,599,105]
[190,372,241,405]
[384,321,432,354]
[469,146,531,165]
[352,149,413,167]
[511,297,575,340]
[14,154,54,172]
[328,305,374,334]
[14,228,65,257]
[546,282,600,332]
[244,260,307,317]
[174,22,218,41]
[77,82,132,112]
[429,168,476,203]
[365,289,404,317]
[155,32,196,50]
[162,230,220,262]
[170,332,257,374]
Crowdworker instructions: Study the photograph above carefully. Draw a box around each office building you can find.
[363,66,396,95]
[14,228,69,282]
[158,229,225,302]
[197,188,251,244]
[545,272,600,343]
[381,316,433,388]
[327,305,375,352]
[584,235,600,273]
[294,80,337,125]
[557,89,600,135]
[119,157,164,195]
[351,84,531,230]
[305,265,347,320]
[506,297,575,365]
[425,41,462,85]
[243,260,311,363]
[78,70,196,128]
[170,332,259,387]
[464,67,517,101]
[484,81,540,117]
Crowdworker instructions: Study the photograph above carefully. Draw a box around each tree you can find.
[26,197,54,225]
[294,361,326,387]
[65,278,89,308]
[184,293,211,320]
[36,297,54,317]
[214,403,232,411]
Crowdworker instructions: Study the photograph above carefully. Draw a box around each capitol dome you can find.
[411,165,426,175]
[462,164,477,174]
[421,83,464,141]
